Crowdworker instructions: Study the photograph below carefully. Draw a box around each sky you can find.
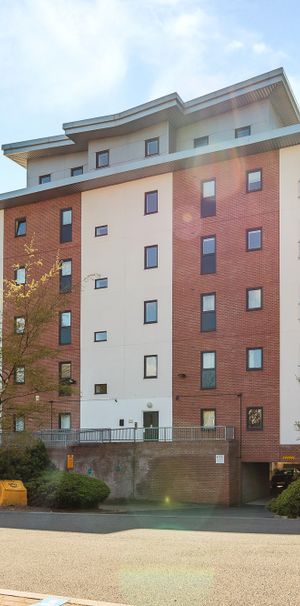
[1,0,300,193]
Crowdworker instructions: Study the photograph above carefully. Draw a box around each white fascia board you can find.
[1,124,300,209]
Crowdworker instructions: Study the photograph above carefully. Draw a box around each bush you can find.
[26,470,110,509]
[267,478,300,518]
[0,440,53,482]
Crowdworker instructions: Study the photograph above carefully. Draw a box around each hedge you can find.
[0,440,52,482]
[267,478,300,518]
[26,470,110,509]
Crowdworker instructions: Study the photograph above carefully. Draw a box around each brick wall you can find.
[49,440,241,505]
[172,151,280,462]
[3,193,81,429]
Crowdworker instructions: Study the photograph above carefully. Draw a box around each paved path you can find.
[0,508,299,606]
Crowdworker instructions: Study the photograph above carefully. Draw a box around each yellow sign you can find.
[66,454,74,470]
[281,455,295,461]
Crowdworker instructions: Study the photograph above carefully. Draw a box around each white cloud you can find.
[252,42,270,54]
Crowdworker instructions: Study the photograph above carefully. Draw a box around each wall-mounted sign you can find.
[282,455,295,461]
[216,454,225,464]
[66,454,74,470]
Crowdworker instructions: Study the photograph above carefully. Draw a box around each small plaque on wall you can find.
[216,454,225,464]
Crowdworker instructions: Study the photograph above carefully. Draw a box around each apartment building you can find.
[2,67,300,487]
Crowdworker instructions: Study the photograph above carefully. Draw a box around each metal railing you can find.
[32,425,235,448]
[0,426,235,448]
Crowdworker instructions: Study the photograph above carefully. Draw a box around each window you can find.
[39,174,51,184]
[144,245,158,269]
[145,191,158,215]
[201,352,216,389]
[96,150,109,168]
[201,409,216,428]
[247,169,262,192]
[201,293,216,331]
[144,355,158,378]
[15,267,26,285]
[95,278,108,289]
[60,260,72,293]
[95,225,108,237]
[246,288,262,310]
[201,236,216,274]
[59,311,71,345]
[201,179,216,218]
[247,347,263,370]
[95,277,108,289]
[14,366,25,384]
[94,384,108,395]
[144,300,158,324]
[235,125,251,138]
[145,138,159,157]
[247,228,262,251]
[247,407,263,430]
[14,316,25,334]
[60,208,72,243]
[14,416,25,432]
[119,419,125,427]
[59,413,71,430]
[194,136,209,147]
[15,218,26,237]
[94,331,107,342]
[59,362,72,396]
[71,166,83,177]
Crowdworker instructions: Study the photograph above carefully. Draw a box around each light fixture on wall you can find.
[147,402,153,409]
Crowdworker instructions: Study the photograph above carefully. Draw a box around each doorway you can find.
[143,411,159,441]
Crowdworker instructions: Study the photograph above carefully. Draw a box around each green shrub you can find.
[26,470,110,509]
[0,440,53,482]
[267,478,300,518]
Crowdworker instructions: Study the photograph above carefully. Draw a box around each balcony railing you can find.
[31,425,235,448]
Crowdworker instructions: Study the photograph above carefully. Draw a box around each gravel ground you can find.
[0,526,299,606]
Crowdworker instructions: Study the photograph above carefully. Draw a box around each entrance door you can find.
[143,411,159,441]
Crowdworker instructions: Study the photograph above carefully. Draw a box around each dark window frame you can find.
[59,259,72,293]
[145,137,159,157]
[201,235,216,274]
[247,406,263,431]
[194,136,209,148]
[59,310,72,346]
[14,366,25,384]
[246,287,263,311]
[201,408,216,427]
[14,316,25,335]
[246,169,262,193]
[119,419,125,427]
[246,347,263,371]
[60,207,73,244]
[13,415,25,432]
[95,277,108,289]
[94,331,108,342]
[201,351,216,390]
[201,292,216,332]
[144,354,158,379]
[96,149,110,169]
[144,299,158,324]
[201,178,216,218]
[71,166,83,177]
[235,125,251,138]
[246,227,262,252]
[59,361,72,397]
[144,244,158,269]
[95,225,108,237]
[144,190,158,215]
[58,412,71,430]
[15,266,26,285]
[39,174,51,184]
[94,383,108,395]
[15,217,27,238]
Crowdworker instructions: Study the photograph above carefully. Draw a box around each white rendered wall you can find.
[80,174,172,429]
[280,145,300,444]
[27,151,88,187]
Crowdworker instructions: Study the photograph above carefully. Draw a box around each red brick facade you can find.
[3,193,81,430]
[172,151,280,463]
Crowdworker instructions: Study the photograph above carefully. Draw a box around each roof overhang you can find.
[2,68,300,169]
[1,123,300,210]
